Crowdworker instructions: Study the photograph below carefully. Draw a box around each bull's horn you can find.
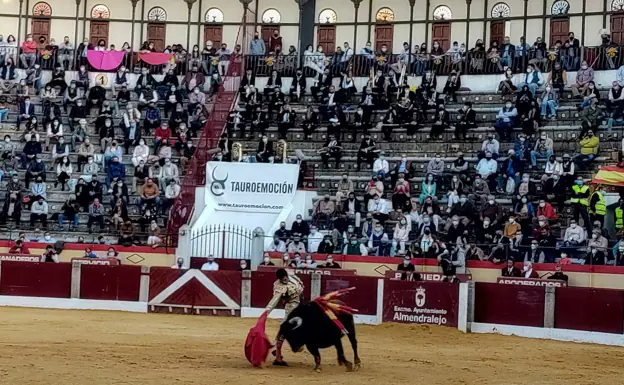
[289,316,303,330]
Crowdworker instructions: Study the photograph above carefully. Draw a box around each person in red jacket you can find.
[19,34,37,69]
[9,239,30,254]
[153,122,171,151]
[536,199,558,220]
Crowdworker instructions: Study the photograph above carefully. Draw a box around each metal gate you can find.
[190,224,253,259]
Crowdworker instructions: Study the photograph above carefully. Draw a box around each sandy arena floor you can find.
[0,308,623,385]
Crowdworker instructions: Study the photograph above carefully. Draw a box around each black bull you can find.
[279,301,361,372]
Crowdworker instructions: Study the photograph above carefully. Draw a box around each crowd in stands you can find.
[217,31,624,280]
[0,34,225,248]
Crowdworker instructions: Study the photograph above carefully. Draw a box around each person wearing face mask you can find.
[417,214,437,238]
[303,225,322,253]
[391,217,410,256]
[259,253,275,267]
[614,244,624,266]
[135,67,156,98]
[453,101,476,140]
[372,151,390,179]
[529,134,553,169]
[158,157,179,191]
[291,214,310,238]
[200,255,220,271]
[475,151,498,191]
[313,235,333,254]
[313,195,336,230]
[493,101,518,141]
[367,223,389,256]
[86,78,106,112]
[547,61,567,95]
[516,64,543,96]
[392,174,411,212]
[397,256,417,281]
[580,98,604,140]
[520,261,539,278]
[298,254,317,269]
[559,220,585,256]
[368,194,390,226]
[342,192,362,227]
[540,84,558,120]
[536,199,558,221]
[19,34,37,69]
[573,130,600,168]
[268,235,287,252]
[570,60,595,99]
[585,242,609,266]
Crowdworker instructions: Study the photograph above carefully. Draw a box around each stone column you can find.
[240,0,253,55]
[139,266,151,302]
[130,0,139,53]
[24,0,30,40]
[184,0,198,54]
[424,0,431,49]
[544,287,556,328]
[408,0,415,59]
[523,0,528,44]
[250,227,265,267]
[74,0,81,51]
[466,0,472,50]
[310,274,321,299]
[70,261,82,299]
[352,0,363,51]
[294,0,307,55]
[17,0,24,47]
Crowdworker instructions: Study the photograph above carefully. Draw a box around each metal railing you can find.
[3,45,623,77]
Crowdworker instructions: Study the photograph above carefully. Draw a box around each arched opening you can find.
[317,9,337,53]
[549,1,570,47]
[432,6,452,52]
[147,7,167,52]
[611,0,624,44]
[204,8,224,47]
[261,9,281,53]
[31,2,52,46]
[374,7,394,52]
[89,5,110,47]
[489,3,511,46]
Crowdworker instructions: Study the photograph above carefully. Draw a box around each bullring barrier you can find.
[0,260,622,346]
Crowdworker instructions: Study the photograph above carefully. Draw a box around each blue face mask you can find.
[576,181,583,186]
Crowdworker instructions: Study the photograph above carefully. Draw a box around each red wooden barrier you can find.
[382,280,460,327]
[257,266,357,276]
[321,276,378,315]
[474,282,545,327]
[148,268,242,313]
[0,261,72,298]
[80,265,142,301]
[250,271,311,308]
[190,257,248,270]
[554,287,624,334]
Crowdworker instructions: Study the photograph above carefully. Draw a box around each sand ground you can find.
[0,307,623,385]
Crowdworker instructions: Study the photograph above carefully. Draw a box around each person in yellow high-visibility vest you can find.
[570,176,591,231]
[615,199,624,233]
[589,185,606,227]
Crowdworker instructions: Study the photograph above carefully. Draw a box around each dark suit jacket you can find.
[240,74,256,88]
[19,102,35,116]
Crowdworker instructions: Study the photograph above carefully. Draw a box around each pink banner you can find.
[86,50,125,71]
[138,52,173,66]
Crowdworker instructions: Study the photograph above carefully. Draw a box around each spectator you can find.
[580,98,603,138]
[547,61,567,94]
[19,34,37,68]
[573,130,599,167]
[159,158,179,191]
[268,236,287,252]
[530,133,554,169]
[17,96,35,128]
[164,180,180,214]
[368,194,391,225]
[288,236,307,253]
[322,255,341,269]
[201,256,219,271]
[138,178,160,214]
[392,218,410,255]
[87,198,105,233]
[30,197,48,229]
[571,60,594,98]
[475,151,498,191]
[367,223,389,256]
[540,85,558,119]
[343,235,368,256]
[372,151,390,178]
[494,101,518,140]
[307,226,324,253]
[313,194,335,229]
[55,156,73,191]
[517,64,543,96]
[259,253,275,266]
[501,258,521,277]
[524,240,546,263]
[426,154,445,178]
[419,174,437,204]
[9,240,30,254]
[58,194,79,230]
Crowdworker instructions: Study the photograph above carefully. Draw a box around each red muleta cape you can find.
[244,311,272,367]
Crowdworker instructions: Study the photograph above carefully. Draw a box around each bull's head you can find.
[279,306,309,353]
[210,167,228,196]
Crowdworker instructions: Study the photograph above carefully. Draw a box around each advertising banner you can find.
[496,277,567,287]
[383,280,460,327]
[205,162,299,213]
